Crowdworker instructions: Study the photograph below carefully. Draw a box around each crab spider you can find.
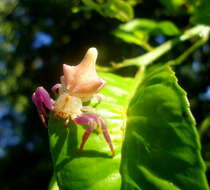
[32,47,115,157]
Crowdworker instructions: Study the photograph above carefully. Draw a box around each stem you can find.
[123,25,210,67]
[168,37,208,66]
[97,25,210,72]
[138,41,154,51]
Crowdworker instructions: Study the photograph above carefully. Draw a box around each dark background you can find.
[0,0,209,189]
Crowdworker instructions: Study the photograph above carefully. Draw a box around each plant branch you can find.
[97,25,210,72]
[168,37,209,66]
[137,41,154,51]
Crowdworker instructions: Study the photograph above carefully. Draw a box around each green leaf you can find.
[48,73,134,190]
[159,0,187,13]
[158,21,180,36]
[48,175,59,190]
[190,0,210,25]
[121,65,209,190]
[113,19,180,47]
[48,65,208,190]
[82,0,134,21]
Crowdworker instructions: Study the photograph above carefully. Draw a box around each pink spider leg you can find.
[100,117,115,157]
[32,87,54,128]
[32,92,48,128]
[51,83,62,95]
[82,113,115,156]
[74,115,95,153]
[74,113,115,156]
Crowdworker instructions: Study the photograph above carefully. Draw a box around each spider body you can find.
[53,92,82,120]
[32,47,115,156]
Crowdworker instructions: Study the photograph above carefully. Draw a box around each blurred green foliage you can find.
[113,19,180,50]
[82,0,134,21]
[191,0,210,25]
[0,0,210,189]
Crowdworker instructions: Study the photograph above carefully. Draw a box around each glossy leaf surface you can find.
[48,73,134,190]
[121,65,209,190]
[48,65,208,190]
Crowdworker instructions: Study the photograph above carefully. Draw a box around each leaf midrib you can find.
[123,66,145,134]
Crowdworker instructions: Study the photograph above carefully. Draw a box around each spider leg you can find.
[74,113,115,156]
[100,118,115,157]
[32,89,53,128]
[79,113,100,133]
[39,104,49,128]
[39,113,48,128]
[51,83,62,95]
[77,118,94,154]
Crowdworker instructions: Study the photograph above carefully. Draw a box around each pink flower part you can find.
[63,47,105,101]
[74,113,115,156]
